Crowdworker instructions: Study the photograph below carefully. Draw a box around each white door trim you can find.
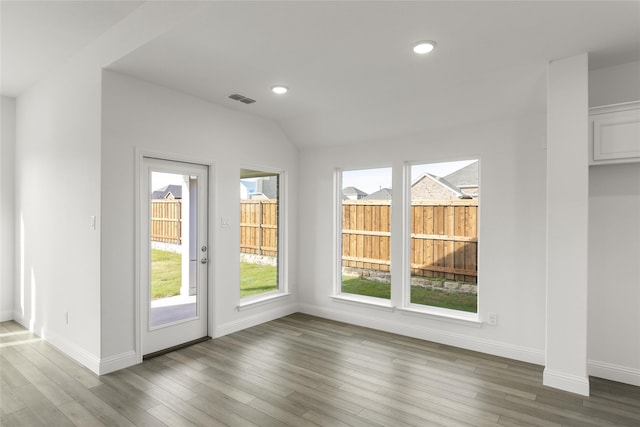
[134,148,215,363]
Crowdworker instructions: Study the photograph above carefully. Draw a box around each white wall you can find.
[587,60,640,386]
[100,71,299,368]
[589,60,640,107]
[1,96,16,321]
[297,115,548,364]
[11,2,210,373]
[14,45,103,366]
[588,163,640,385]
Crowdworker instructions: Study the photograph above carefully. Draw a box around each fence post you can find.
[257,200,262,255]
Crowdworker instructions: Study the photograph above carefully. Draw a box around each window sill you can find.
[237,292,291,311]
[397,305,482,327]
[330,294,395,311]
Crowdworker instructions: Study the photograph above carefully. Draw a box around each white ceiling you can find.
[0,0,143,97]
[3,1,639,148]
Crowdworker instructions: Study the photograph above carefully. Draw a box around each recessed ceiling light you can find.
[271,85,288,94]
[412,40,436,54]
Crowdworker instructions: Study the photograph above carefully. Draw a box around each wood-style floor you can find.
[2,313,640,427]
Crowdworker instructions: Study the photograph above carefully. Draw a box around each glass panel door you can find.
[140,157,208,355]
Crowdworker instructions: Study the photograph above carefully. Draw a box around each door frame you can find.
[134,149,215,363]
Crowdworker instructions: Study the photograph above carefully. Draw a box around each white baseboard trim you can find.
[588,359,640,387]
[11,314,33,331]
[0,309,14,322]
[298,303,545,365]
[543,368,590,396]
[213,303,298,338]
[10,315,138,375]
[44,329,101,375]
[99,351,139,375]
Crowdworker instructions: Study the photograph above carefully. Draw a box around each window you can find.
[240,169,281,299]
[339,167,392,300]
[409,160,478,313]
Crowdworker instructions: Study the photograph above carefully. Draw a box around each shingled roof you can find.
[342,186,368,199]
[364,188,392,200]
[444,161,478,189]
[151,184,182,199]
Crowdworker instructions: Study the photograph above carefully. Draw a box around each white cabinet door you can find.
[590,101,640,165]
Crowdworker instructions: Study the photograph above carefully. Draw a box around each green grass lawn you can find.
[153,249,475,311]
[151,250,277,299]
[341,276,477,313]
[151,249,182,300]
[341,276,391,299]
[240,262,278,297]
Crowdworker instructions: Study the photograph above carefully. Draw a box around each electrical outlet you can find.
[487,312,498,326]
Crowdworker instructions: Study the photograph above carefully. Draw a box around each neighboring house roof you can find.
[411,173,468,200]
[364,188,392,200]
[151,184,182,199]
[444,161,478,190]
[249,193,269,200]
[342,186,368,199]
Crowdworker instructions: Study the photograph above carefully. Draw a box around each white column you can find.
[1,96,16,321]
[544,53,590,396]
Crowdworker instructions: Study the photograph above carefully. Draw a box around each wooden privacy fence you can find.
[410,200,477,282]
[240,200,278,257]
[151,200,182,244]
[342,200,391,274]
[342,199,478,283]
[237,198,477,281]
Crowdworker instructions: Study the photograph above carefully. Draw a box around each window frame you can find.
[331,161,481,324]
[400,160,480,322]
[333,166,394,307]
[238,166,289,308]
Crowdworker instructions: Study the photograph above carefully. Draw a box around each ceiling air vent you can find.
[228,93,256,104]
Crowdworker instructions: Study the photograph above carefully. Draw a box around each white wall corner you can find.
[543,368,590,396]
[588,360,640,387]
[99,351,139,375]
[1,96,16,324]
[44,329,102,375]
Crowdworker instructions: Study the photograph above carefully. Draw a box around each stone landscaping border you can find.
[342,267,477,295]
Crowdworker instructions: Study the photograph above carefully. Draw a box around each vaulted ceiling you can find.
[2,1,639,148]
[0,1,143,96]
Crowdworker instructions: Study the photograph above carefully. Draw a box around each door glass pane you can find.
[150,171,197,327]
[240,169,279,298]
[410,160,478,313]
[340,167,392,300]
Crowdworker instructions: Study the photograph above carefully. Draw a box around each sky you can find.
[151,172,184,191]
[342,159,476,194]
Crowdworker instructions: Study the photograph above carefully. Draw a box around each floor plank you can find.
[1,315,640,426]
